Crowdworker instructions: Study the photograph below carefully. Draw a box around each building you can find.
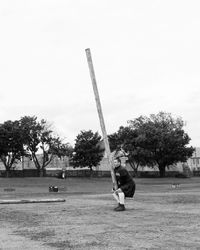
[187,147,200,170]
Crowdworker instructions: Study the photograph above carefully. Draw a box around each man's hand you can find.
[112,184,118,192]
[112,187,115,192]
[114,188,122,194]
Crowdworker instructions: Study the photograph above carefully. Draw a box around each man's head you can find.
[113,158,121,168]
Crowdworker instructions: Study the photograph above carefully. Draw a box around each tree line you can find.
[0,116,73,177]
[0,112,195,177]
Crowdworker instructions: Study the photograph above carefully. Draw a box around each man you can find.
[112,158,136,211]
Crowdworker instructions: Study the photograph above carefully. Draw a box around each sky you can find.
[0,0,200,146]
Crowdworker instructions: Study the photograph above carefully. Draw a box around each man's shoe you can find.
[114,203,120,211]
[114,204,125,211]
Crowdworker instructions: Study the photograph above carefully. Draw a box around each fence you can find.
[0,169,38,177]
[0,169,186,178]
[193,170,200,177]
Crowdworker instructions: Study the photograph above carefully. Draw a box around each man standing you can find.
[112,158,136,211]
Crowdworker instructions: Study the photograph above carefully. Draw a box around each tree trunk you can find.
[158,165,166,178]
[89,167,93,177]
[42,167,46,177]
[1,159,11,178]
[5,169,11,178]
[32,156,42,177]
[129,162,138,177]
[38,168,46,177]
[133,167,138,177]
[37,168,41,177]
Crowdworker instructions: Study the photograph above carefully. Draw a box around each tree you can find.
[72,130,104,173]
[128,112,195,177]
[109,126,151,176]
[20,116,72,176]
[0,120,27,177]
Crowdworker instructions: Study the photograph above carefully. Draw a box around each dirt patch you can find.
[0,177,200,249]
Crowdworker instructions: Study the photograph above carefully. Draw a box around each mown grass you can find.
[0,177,200,249]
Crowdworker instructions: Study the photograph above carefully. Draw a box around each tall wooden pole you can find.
[85,48,117,189]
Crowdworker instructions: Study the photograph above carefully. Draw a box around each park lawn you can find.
[0,177,200,250]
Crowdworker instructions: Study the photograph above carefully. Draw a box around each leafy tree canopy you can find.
[128,112,195,177]
[109,112,194,177]
[109,126,150,176]
[72,130,104,170]
[20,116,72,176]
[0,120,27,176]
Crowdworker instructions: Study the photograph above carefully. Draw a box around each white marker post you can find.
[85,48,117,190]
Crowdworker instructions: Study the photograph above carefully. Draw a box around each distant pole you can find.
[85,48,117,189]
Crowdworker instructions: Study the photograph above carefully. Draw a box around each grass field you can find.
[0,177,200,250]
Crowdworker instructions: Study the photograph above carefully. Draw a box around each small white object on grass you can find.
[171,183,180,189]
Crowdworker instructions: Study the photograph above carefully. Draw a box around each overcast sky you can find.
[0,1,200,146]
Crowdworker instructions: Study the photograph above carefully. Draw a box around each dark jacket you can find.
[114,165,136,197]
